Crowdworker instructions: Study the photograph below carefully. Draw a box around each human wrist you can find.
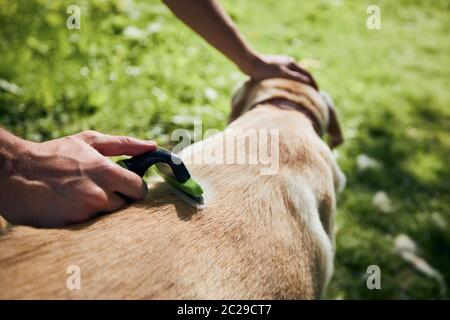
[240,51,266,78]
[238,50,264,77]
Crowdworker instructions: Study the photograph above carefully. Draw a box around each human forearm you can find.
[163,0,258,74]
[162,0,317,87]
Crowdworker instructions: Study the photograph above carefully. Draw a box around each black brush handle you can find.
[117,147,191,183]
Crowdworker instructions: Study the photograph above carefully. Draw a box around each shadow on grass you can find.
[333,106,450,299]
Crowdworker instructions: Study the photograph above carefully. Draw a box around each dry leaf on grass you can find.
[394,234,447,296]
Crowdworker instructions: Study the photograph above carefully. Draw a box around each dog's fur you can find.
[0,78,345,299]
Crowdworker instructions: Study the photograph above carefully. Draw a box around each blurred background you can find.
[0,0,448,299]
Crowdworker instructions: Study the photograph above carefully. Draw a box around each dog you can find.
[0,78,345,299]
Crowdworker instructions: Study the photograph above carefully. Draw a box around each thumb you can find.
[86,132,157,156]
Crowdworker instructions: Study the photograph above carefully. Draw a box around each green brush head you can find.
[116,147,204,205]
[153,166,204,204]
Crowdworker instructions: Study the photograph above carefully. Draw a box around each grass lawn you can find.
[0,0,449,299]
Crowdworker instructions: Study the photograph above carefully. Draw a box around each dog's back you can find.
[0,80,343,299]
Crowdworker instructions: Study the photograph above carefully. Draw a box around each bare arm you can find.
[163,0,317,88]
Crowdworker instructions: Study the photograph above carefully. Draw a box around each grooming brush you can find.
[116,147,204,205]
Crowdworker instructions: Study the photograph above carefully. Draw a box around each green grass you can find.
[0,0,449,299]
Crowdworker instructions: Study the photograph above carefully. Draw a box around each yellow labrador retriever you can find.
[0,78,345,299]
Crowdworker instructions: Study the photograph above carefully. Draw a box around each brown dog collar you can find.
[249,97,325,136]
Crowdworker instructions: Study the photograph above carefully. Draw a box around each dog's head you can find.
[230,78,344,148]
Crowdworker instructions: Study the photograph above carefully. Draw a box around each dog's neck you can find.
[230,79,344,149]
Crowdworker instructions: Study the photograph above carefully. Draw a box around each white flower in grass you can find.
[151,87,167,102]
[123,26,145,40]
[147,22,162,34]
[204,87,218,101]
[125,66,141,77]
[372,191,392,213]
[357,154,382,171]
[171,115,200,126]
[80,66,90,77]
[0,79,23,95]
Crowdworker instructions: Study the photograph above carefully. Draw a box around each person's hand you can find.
[243,54,318,89]
[0,130,156,228]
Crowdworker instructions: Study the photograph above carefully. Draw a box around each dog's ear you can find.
[327,105,343,149]
[320,91,343,149]
[230,79,255,123]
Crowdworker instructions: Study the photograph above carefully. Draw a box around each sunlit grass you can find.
[0,0,448,299]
